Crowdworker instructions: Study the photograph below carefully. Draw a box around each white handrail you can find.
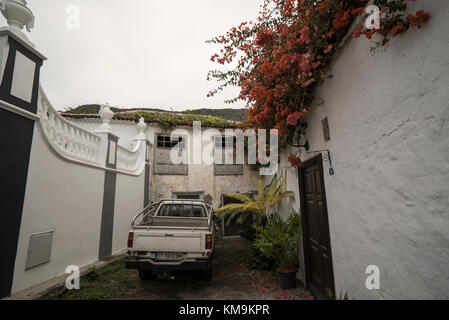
[38,85,102,165]
[116,143,141,172]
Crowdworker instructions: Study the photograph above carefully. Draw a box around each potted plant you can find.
[254,210,301,289]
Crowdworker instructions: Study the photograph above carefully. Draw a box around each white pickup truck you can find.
[125,199,215,280]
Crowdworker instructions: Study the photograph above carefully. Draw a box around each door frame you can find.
[220,194,242,239]
[298,153,336,299]
[220,192,256,239]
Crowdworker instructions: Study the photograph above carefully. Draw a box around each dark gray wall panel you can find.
[98,171,116,260]
[144,164,150,208]
[0,109,35,298]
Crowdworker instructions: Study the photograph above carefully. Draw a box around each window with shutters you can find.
[214,136,243,176]
[153,134,188,175]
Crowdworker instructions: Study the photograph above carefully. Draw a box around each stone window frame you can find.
[153,133,188,176]
[172,191,205,200]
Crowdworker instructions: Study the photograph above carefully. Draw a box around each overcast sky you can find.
[1,0,261,111]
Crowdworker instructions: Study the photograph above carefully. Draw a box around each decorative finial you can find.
[95,103,114,133]
[1,0,35,32]
[134,117,147,140]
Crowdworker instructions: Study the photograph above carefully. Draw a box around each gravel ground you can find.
[55,239,312,300]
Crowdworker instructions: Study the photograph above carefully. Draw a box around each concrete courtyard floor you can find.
[52,239,311,300]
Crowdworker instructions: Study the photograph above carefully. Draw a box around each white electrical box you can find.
[25,231,54,270]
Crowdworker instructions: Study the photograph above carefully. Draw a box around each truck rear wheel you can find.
[138,269,153,281]
[201,260,213,280]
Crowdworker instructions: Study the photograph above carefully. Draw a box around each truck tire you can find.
[201,260,213,281]
[138,269,152,281]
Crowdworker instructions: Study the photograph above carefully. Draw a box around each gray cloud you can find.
[2,0,261,111]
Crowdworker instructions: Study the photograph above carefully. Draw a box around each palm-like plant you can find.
[216,171,294,226]
[254,210,302,273]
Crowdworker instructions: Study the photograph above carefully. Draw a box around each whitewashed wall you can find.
[11,124,104,294]
[113,173,145,254]
[274,0,449,299]
[11,111,146,295]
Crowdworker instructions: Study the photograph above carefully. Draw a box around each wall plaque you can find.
[322,117,330,142]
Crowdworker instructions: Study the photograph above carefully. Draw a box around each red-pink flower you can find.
[286,112,302,126]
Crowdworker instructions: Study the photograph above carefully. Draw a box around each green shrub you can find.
[245,243,275,271]
[254,210,302,272]
[84,262,123,282]
[239,224,257,242]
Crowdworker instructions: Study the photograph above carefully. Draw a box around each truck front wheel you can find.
[138,269,153,281]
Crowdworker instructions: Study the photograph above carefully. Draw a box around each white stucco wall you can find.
[113,172,145,254]
[12,121,146,294]
[12,125,104,294]
[275,0,449,299]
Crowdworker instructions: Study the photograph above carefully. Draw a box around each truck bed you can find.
[132,200,213,230]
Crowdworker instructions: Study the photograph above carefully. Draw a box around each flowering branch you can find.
[207,0,431,168]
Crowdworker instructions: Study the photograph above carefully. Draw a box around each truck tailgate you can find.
[133,229,205,253]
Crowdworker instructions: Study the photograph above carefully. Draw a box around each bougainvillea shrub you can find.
[354,1,431,44]
[208,0,430,168]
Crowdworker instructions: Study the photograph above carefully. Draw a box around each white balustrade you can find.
[115,117,146,172]
[38,86,101,165]
[2,1,147,176]
[37,86,147,176]
[116,143,141,172]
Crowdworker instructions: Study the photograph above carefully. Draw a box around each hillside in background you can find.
[64,105,248,122]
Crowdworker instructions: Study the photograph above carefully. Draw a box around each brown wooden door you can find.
[299,155,335,299]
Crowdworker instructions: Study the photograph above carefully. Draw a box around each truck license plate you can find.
[155,252,183,261]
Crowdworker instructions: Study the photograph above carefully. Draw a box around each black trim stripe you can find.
[98,171,117,260]
[0,109,35,298]
[99,134,118,260]
[144,164,150,208]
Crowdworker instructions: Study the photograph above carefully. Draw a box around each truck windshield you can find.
[158,204,207,218]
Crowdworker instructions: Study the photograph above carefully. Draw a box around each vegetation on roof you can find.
[64,104,248,122]
[119,111,243,130]
[62,107,243,130]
